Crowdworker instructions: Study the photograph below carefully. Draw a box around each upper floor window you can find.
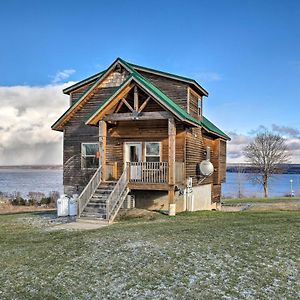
[81,143,99,169]
[198,97,202,117]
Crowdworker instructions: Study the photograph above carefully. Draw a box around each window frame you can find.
[144,142,162,163]
[81,142,99,170]
[198,96,202,117]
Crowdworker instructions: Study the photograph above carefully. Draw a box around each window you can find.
[81,143,99,169]
[198,97,202,116]
[145,142,161,162]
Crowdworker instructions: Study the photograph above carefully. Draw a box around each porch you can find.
[106,161,185,190]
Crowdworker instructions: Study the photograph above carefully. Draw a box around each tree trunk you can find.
[263,177,269,198]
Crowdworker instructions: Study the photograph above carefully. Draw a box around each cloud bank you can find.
[0,83,299,165]
[0,83,75,165]
[227,126,300,163]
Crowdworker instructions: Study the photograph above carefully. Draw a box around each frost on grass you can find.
[0,211,299,299]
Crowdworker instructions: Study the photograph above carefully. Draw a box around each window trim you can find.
[81,142,99,170]
[144,142,162,162]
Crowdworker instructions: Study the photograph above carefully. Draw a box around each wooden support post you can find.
[99,121,107,181]
[134,86,138,112]
[168,117,176,204]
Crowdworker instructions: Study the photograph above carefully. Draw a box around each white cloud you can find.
[0,83,76,165]
[51,69,76,83]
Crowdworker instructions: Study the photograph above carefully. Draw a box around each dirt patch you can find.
[221,203,253,212]
[116,208,159,221]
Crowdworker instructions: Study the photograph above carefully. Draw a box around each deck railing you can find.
[77,166,102,217]
[106,167,129,223]
[127,162,168,183]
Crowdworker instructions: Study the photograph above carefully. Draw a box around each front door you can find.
[124,142,142,181]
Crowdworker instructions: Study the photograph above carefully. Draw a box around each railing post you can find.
[168,118,176,204]
[99,121,107,182]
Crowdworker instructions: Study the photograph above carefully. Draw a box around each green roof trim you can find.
[63,70,106,94]
[202,116,230,140]
[127,61,208,96]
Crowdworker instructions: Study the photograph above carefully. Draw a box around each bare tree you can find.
[243,131,290,198]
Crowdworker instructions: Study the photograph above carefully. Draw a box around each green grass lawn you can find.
[0,211,299,299]
[223,196,300,204]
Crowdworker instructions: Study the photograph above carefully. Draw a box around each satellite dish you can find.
[199,160,214,176]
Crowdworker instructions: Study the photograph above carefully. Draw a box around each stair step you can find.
[89,198,106,205]
[81,212,106,219]
[83,206,106,214]
[90,196,108,201]
[95,190,114,194]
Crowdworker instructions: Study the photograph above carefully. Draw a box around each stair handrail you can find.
[106,166,129,223]
[77,166,102,217]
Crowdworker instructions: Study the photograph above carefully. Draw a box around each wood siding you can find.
[63,86,116,192]
[188,88,201,120]
[186,128,227,201]
[70,82,95,105]
[138,71,189,111]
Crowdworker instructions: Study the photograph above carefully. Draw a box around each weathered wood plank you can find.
[104,111,172,122]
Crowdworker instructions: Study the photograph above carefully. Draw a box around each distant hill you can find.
[0,165,62,170]
[227,163,300,174]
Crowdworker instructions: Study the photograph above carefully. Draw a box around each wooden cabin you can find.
[52,58,230,222]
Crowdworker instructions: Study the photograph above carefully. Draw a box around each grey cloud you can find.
[248,125,268,135]
[272,124,300,138]
[228,151,243,159]
[0,83,74,165]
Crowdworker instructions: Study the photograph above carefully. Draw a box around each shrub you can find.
[11,197,26,206]
[40,197,51,205]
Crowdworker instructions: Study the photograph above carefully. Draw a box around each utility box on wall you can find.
[186,183,212,211]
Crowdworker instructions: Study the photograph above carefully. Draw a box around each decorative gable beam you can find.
[138,96,151,113]
[134,86,139,111]
[121,98,134,112]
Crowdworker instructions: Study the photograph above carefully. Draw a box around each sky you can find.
[0,0,299,165]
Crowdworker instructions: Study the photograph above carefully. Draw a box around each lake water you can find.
[0,168,63,198]
[223,172,300,198]
[0,168,299,198]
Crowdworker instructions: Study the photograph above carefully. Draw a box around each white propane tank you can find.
[69,194,78,216]
[57,195,69,217]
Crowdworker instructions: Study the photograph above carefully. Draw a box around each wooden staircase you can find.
[80,182,116,220]
[77,166,129,224]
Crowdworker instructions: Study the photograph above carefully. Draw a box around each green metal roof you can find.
[54,57,229,140]
[201,116,230,140]
[127,61,208,96]
[86,58,230,140]
[63,58,208,96]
